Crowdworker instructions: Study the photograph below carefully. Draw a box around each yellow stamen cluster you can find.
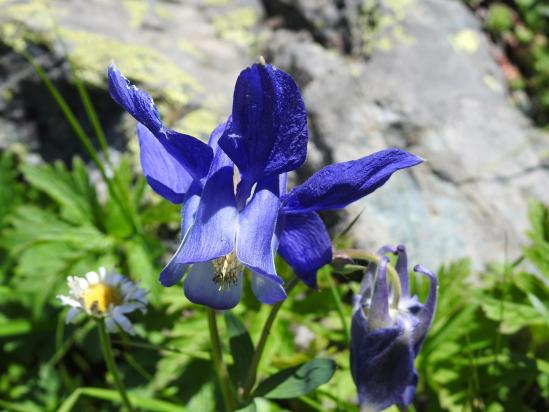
[212,252,242,291]
[82,283,122,314]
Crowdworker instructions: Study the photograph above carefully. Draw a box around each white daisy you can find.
[57,267,147,335]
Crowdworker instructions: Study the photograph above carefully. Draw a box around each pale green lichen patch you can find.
[0,0,63,31]
[0,0,61,50]
[0,1,202,109]
[361,0,416,54]
[386,0,414,20]
[483,73,504,94]
[122,0,149,28]
[449,29,480,54]
[171,108,221,141]
[58,28,202,107]
[178,39,204,60]
[213,7,257,49]
[205,0,231,6]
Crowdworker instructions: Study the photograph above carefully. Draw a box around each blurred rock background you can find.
[1,0,548,269]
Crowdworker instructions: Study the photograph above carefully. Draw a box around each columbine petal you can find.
[369,256,392,331]
[251,273,287,304]
[281,148,423,214]
[278,212,332,288]
[237,174,281,279]
[395,245,410,298]
[137,123,193,204]
[108,63,162,133]
[412,264,438,351]
[350,319,415,412]
[219,63,307,189]
[108,64,213,180]
[183,261,242,310]
[159,187,202,286]
[159,123,229,287]
[176,145,238,264]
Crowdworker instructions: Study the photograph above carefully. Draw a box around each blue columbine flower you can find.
[108,61,423,310]
[350,245,438,411]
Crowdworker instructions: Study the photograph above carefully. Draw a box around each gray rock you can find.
[265,0,549,269]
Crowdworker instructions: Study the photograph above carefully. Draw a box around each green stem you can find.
[23,51,143,236]
[241,276,299,402]
[325,269,350,343]
[96,319,134,412]
[208,309,236,412]
[337,249,402,308]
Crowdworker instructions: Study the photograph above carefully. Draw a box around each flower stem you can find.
[207,309,236,412]
[337,249,401,308]
[324,269,350,343]
[241,276,299,402]
[96,319,134,412]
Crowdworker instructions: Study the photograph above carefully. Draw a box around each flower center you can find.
[82,283,122,314]
[212,251,242,291]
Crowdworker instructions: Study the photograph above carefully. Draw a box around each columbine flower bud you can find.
[350,245,438,411]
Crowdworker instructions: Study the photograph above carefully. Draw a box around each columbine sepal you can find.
[350,246,438,411]
[57,267,148,335]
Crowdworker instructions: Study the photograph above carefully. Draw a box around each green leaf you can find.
[254,358,336,399]
[57,387,189,412]
[1,206,112,254]
[481,296,547,333]
[224,311,254,384]
[20,161,98,225]
[0,319,32,337]
[0,151,22,227]
[124,237,162,301]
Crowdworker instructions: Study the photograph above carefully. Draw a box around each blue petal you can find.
[137,123,192,204]
[395,245,410,298]
[278,212,332,288]
[412,264,438,352]
[176,142,238,264]
[108,64,213,180]
[219,63,308,187]
[251,273,287,304]
[350,316,415,412]
[162,129,213,180]
[281,149,423,214]
[183,262,242,310]
[159,242,189,287]
[159,186,202,287]
[398,372,418,408]
[108,64,162,133]
[181,182,203,235]
[208,120,228,153]
[358,261,377,300]
[237,174,282,281]
[369,256,392,331]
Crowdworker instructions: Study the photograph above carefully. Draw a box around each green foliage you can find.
[465,1,549,126]
[253,359,336,400]
[415,201,549,412]
[225,312,254,385]
[1,147,548,411]
[485,4,514,33]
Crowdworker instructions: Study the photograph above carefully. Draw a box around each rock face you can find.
[1,0,548,269]
[265,0,549,268]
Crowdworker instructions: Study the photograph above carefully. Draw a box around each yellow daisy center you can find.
[82,283,122,314]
